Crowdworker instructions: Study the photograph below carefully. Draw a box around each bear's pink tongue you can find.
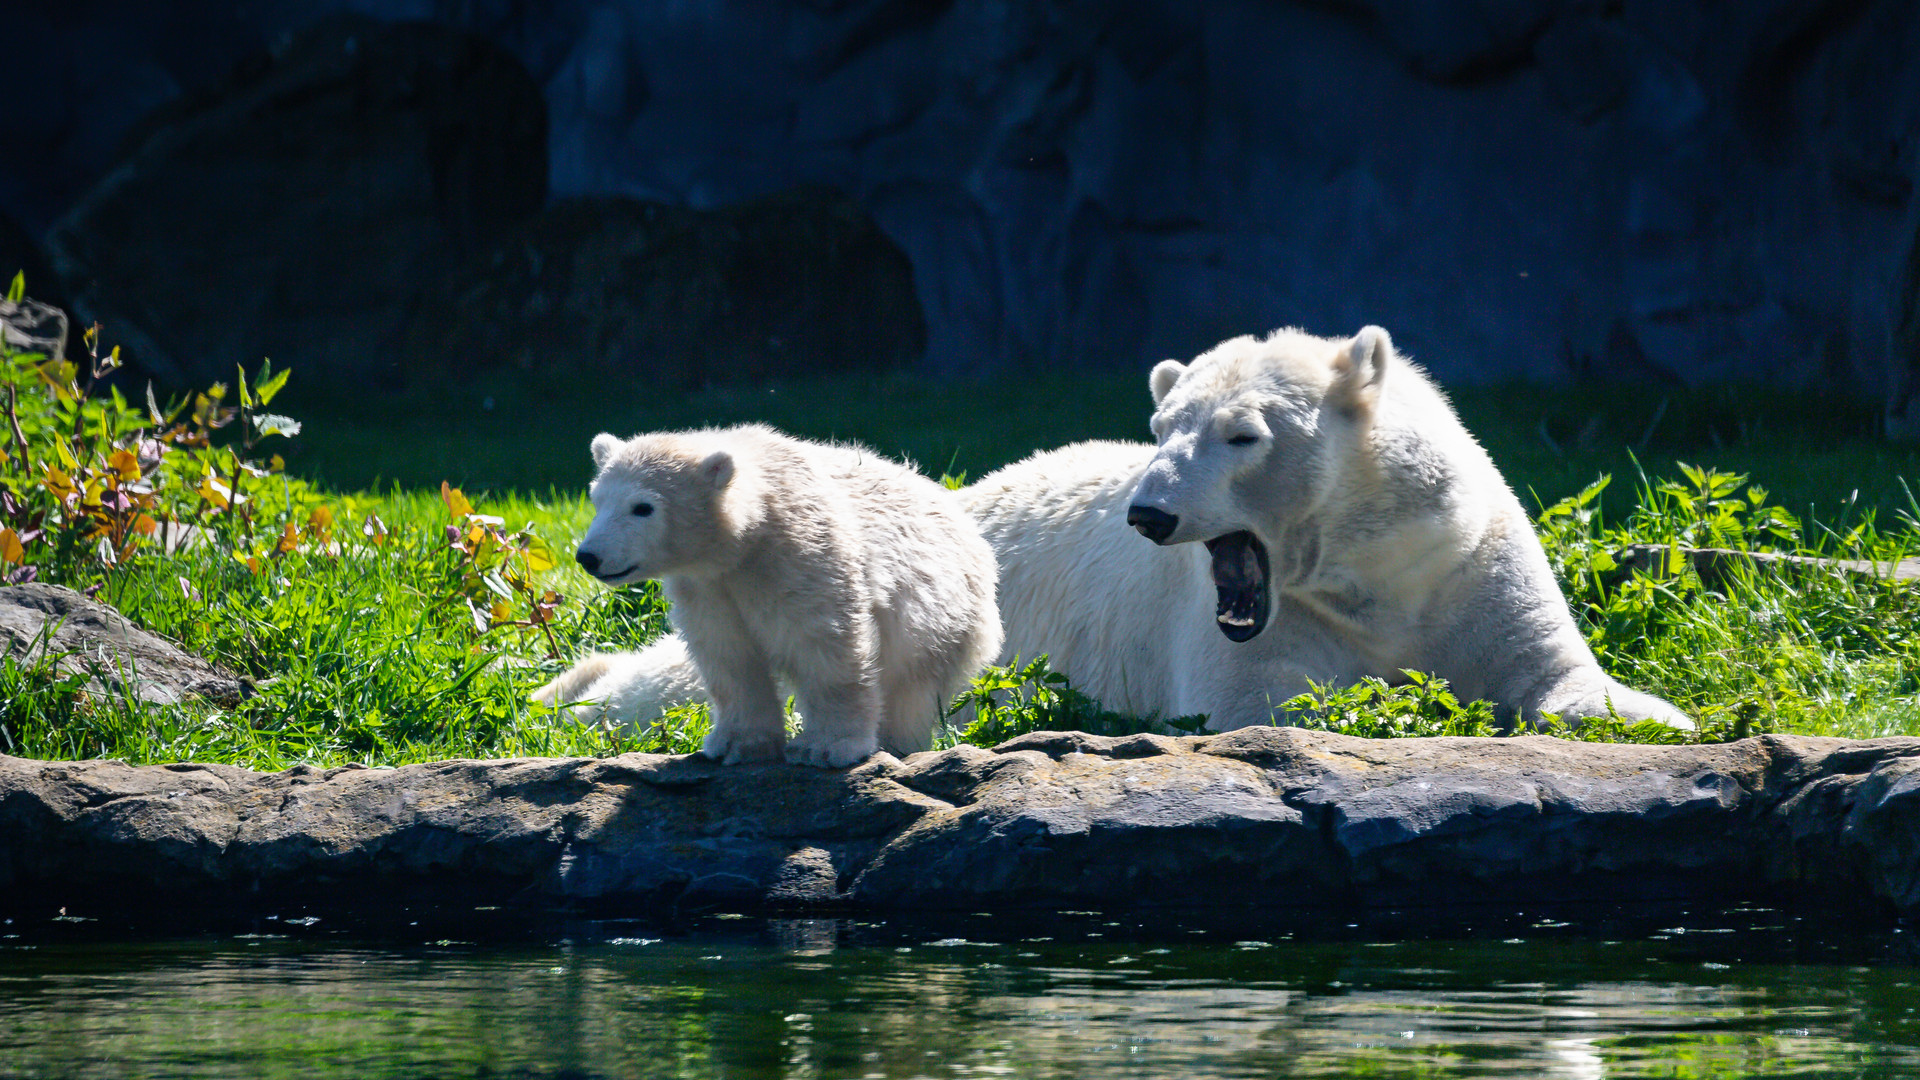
[1206,531,1270,642]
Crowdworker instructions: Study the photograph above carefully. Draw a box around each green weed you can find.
[938,655,1207,748]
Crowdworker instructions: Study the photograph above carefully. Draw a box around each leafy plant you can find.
[435,481,566,657]
[942,654,1206,748]
[0,279,313,587]
[1533,460,1919,739]
[1278,671,1501,739]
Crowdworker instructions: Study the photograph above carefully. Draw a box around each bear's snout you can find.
[1127,505,1179,544]
[576,549,602,575]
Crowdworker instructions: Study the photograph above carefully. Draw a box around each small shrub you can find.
[941,654,1204,748]
[1279,671,1501,739]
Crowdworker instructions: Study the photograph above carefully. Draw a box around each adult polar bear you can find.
[972,325,1688,729]
[549,325,1689,732]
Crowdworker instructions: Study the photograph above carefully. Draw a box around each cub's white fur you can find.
[533,424,1002,767]
[540,327,1690,734]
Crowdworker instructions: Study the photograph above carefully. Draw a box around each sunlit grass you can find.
[4,363,1918,767]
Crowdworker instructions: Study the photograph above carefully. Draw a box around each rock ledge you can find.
[3,729,1918,919]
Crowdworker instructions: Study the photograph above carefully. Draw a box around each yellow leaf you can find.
[53,438,78,471]
[42,467,75,498]
[275,522,299,555]
[441,481,473,519]
[196,477,232,509]
[268,454,286,474]
[131,514,158,537]
[489,599,513,625]
[308,504,335,541]
[245,554,264,575]
[0,529,22,565]
[522,536,557,573]
[107,448,140,481]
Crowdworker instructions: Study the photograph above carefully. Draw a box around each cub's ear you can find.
[1149,359,1187,406]
[1332,325,1393,415]
[590,433,621,469]
[700,450,735,488]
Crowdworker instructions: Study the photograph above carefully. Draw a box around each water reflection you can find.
[2,914,1917,1079]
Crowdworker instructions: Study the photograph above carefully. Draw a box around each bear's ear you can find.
[590,433,621,469]
[1332,325,1393,415]
[1149,359,1187,406]
[700,450,735,488]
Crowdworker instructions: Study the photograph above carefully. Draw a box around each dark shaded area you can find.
[406,187,923,387]
[8,0,1920,432]
[45,15,548,387]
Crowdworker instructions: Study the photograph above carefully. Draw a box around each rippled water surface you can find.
[4,907,1919,1079]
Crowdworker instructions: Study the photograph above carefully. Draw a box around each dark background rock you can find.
[9,1,1920,422]
[0,583,246,706]
[4,728,1920,922]
[405,187,923,386]
[44,15,547,386]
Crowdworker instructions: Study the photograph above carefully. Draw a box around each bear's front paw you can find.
[784,730,879,769]
[700,729,785,765]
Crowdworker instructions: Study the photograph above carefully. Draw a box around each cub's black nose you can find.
[1126,505,1178,544]
[575,549,601,574]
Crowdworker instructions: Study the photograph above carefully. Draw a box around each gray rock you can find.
[0,583,245,706]
[0,298,69,367]
[4,728,1919,920]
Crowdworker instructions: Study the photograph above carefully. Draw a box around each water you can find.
[3,906,1919,1079]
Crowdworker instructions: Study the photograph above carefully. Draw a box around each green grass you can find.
[3,360,1918,768]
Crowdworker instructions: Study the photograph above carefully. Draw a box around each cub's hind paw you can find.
[700,729,785,765]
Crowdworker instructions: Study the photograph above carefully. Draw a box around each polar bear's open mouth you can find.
[1205,531,1270,642]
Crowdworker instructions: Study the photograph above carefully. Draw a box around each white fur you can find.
[533,424,1003,767]
[546,328,1691,734]
[970,326,1688,729]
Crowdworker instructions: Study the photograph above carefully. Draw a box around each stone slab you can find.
[3,729,1918,920]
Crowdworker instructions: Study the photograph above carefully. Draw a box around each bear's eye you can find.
[1226,433,1260,447]
[631,502,654,518]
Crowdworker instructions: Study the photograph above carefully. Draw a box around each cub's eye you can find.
[631,502,654,517]
[1226,433,1260,447]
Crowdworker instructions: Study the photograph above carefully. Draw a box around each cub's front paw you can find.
[784,730,878,769]
[700,728,785,765]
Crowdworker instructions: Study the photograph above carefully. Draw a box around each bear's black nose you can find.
[575,549,601,574]
[1127,505,1178,544]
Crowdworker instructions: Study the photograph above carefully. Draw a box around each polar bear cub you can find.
[534,424,1002,767]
